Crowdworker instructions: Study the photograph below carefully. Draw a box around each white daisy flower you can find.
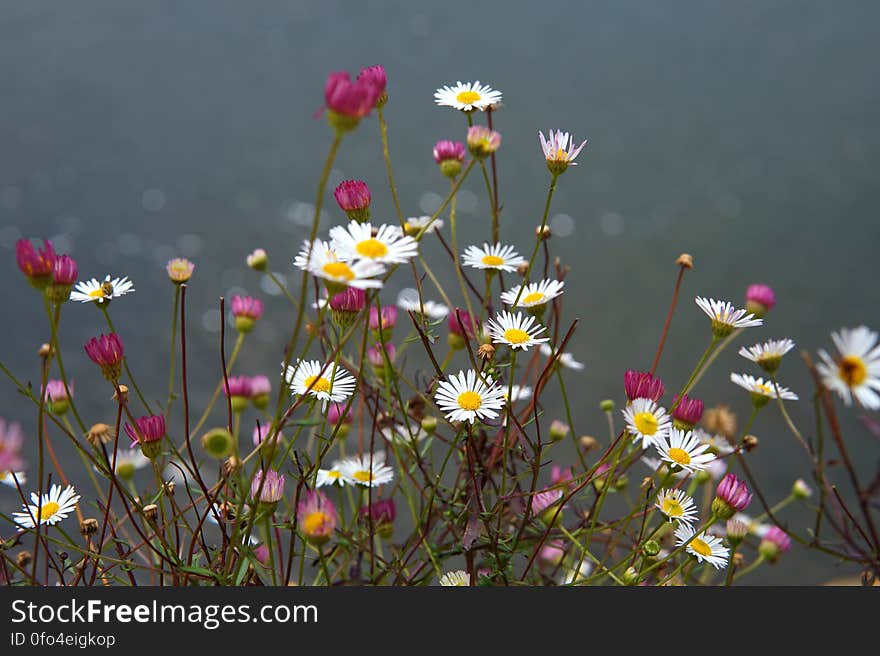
[730,373,799,402]
[693,427,736,456]
[539,344,585,371]
[434,81,502,111]
[505,385,532,403]
[539,130,588,168]
[674,523,730,569]
[486,311,549,351]
[501,279,564,309]
[622,398,672,449]
[732,512,772,539]
[439,570,471,586]
[316,461,346,488]
[338,454,394,487]
[329,221,418,265]
[461,243,526,273]
[0,471,26,488]
[95,449,150,479]
[817,326,880,410]
[293,239,385,289]
[655,488,699,525]
[738,338,796,373]
[285,360,356,404]
[404,215,443,236]
[70,275,135,304]
[695,297,762,336]
[396,288,449,320]
[655,428,715,474]
[380,421,429,445]
[434,369,507,424]
[12,484,80,529]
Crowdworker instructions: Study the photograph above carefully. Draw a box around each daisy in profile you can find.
[293,239,385,290]
[12,484,80,529]
[434,81,501,111]
[439,570,470,586]
[622,398,672,449]
[316,461,346,488]
[505,384,532,403]
[730,373,798,407]
[396,288,449,320]
[380,420,429,446]
[539,344,585,371]
[0,471,26,488]
[674,523,730,569]
[330,221,418,265]
[501,279,564,309]
[539,130,588,174]
[695,297,762,337]
[655,488,698,525]
[738,338,796,374]
[285,360,356,405]
[70,274,135,304]
[655,428,715,474]
[461,243,526,273]
[817,326,880,410]
[434,369,506,424]
[486,311,549,351]
[96,449,150,481]
[338,454,394,487]
[404,215,443,236]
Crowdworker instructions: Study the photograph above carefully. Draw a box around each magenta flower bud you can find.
[249,375,271,408]
[367,342,396,369]
[369,305,397,333]
[253,543,271,566]
[448,309,478,346]
[357,64,387,107]
[433,140,466,178]
[329,287,367,313]
[0,419,26,474]
[297,490,338,544]
[333,180,372,222]
[166,257,195,284]
[623,370,665,402]
[43,380,73,415]
[327,402,353,426]
[231,295,263,333]
[360,497,396,524]
[759,526,792,562]
[124,414,166,458]
[551,465,574,487]
[530,488,564,525]
[253,423,282,447]
[466,125,502,159]
[51,255,78,286]
[712,473,753,519]
[324,71,381,132]
[251,469,285,506]
[84,333,124,381]
[745,284,776,317]
[672,393,704,428]
[16,239,57,288]
[539,540,565,565]
[226,375,253,412]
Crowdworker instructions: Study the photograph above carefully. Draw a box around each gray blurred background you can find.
[2,0,879,584]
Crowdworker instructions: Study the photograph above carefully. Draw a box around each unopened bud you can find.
[247,248,269,271]
[421,416,438,435]
[515,262,529,277]
[743,435,759,451]
[599,399,615,413]
[80,518,99,536]
[643,539,661,558]
[536,225,552,240]
[579,435,599,451]
[676,253,694,269]
[202,427,235,459]
[549,420,569,443]
[39,343,52,358]
[623,566,640,585]
[792,478,812,500]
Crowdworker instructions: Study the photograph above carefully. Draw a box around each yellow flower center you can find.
[633,411,659,436]
[303,375,331,394]
[554,148,569,161]
[88,287,106,299]
[352,470,373,483]
[355,238,388,259]
[40,501,60,521]
[662,498,684,517]
[503,328,531,344]
[521,292,545,305]
[755,383,773,396]
[481,255,505,266]
[667,447,691,465]
[690,537,712,557]
[303,511,331,536]
[839,355,868,387]
[456,90,481,105]
[321,261,355,280]
[457,390,483,411]
[327,470,342,479]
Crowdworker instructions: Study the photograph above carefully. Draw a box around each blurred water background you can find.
[2,0,879,584]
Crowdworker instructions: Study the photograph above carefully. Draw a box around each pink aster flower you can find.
[357,64,387,106]
[712,473,752,519]
[84,333,124,381]
[324,71,382,131]
[297,490,338,544]
[745,284,776,317]
[672,393,704,428]
[0,418,26,474]
[231,295,263,333]
[539,130,588,174]
[624,370,665,402]
[466,126,502,159]
[123,415,166,447]
[16,238,56,288]
[250,469,285,505]
[369,305,397,332]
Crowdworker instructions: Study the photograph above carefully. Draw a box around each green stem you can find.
[100,306,152,413]
[165,285,181,420]
[512,173,559,308]
[377,106,405,228]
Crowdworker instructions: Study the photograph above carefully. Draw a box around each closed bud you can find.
[623,566,640,585]
[246,248,269,271]
[643,539,661,558]
[202,427,235,459]
[39,343,52,358]
[599,399,615,413]
[792,478,812,500]
[549,420,569,443]
[421,416,438,435]
[536,225,552,240]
